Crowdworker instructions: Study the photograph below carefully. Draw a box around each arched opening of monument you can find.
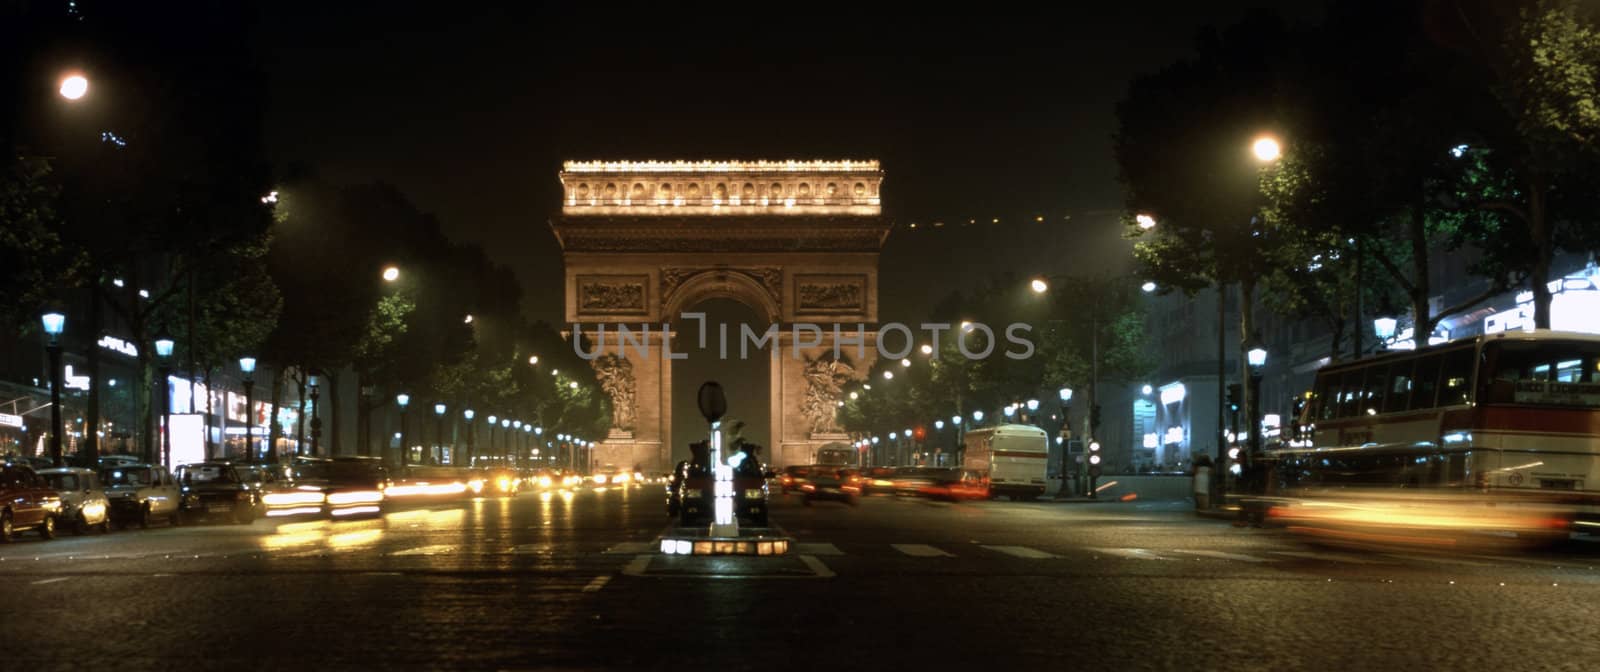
[670,298,772,463]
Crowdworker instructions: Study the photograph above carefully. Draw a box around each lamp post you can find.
[432,403,446,465]
[513,421,524,468]
[41,311,66,467]
[1245,342,1268,463]
[501,419,511,464]
[154,329,175,468]
[308,376,321,457]
[239,357,257,462]
[463,409,475,466]
[487,415,498,462]
[1058,386,1073,496]
[396,393,410,467]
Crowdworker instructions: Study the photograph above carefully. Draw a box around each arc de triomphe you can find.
[551,160,889,472]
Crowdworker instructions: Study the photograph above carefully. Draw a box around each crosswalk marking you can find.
[389,544,455,557]
[1168,549,1275,563]
[794,542,843,556]
[1086,547,1171,560]
[30,577,70,585]
[1270,551,1392,565]
[982,545,1057,559]
[891,544,954,557]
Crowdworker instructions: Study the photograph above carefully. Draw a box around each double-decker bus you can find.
[1272,329,1600,536]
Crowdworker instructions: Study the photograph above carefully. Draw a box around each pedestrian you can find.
[1191,454,1213,511]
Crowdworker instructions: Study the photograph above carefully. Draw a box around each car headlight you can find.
[594,474,608,484]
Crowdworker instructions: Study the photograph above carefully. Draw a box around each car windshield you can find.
[101,469,152,487]
[181,465,236,484]
[43,473,80,490]
[294,462,383,484]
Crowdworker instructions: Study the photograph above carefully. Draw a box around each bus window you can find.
[1314,373,1339,421]
[1362,365,1390,416]
[1439,348,1474,406]
[1384,360,1415,414]
[1409,355,1442,410]
[1337,369,1364,418]
[1479,339,1600,406]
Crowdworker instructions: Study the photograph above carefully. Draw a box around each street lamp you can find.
[1059,387,1073,403]
[59,73,88,100]
[1252,136,1282,162]
[1135,213,1156,230]
[41,311,66,467]
[1141,384,1153,395]
[528,355,539,365]
[463,409,475,466]
[935,420,945,430]
[155,328,175,467]
[1245,342,1268,461]
[1373,317,1398,347]
[972,410,984,423]
[396,393,411,467]
[433,402,446,465]
[1030,278,1049,294]
[501,418,511,463]
[487,414,498,459]
[308,375,321,457]
[920,344,933,355]
[882,370,894,380]
[1141,281,1157,293]
[382,266,400,282]
[239,357,258,462]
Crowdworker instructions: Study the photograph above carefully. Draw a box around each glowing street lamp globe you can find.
[59,74,88,100]
[1029,278,1049,294]
[1252,136,1283,162]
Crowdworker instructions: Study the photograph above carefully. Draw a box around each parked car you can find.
[1,462,64,541]
[100,463,182,529]
[175,462,258,525]
[37,467,111,534]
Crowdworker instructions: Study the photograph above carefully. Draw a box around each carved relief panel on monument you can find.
[591,354,637,435]
[575,274,648,316]
[793,273,868,317]
[801,353,855,437]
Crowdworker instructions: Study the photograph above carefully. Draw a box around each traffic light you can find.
[1090,404,1102,431]
[1226,383,1242,413]
[1086,440,1103,496]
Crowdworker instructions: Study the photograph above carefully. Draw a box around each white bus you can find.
[963,424,1049,501]
[1274,329,1600,533]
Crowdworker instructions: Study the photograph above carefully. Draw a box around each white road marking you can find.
[1086,547,1172,560]
[982,545,1058,559]
[891,544,954,557]
[1384,553,1496,567]
[582,575,612,592]
[1167,549,1276,563]
[798,554,836,578]
[389,544,455,557]
[622,554,652,576]
[1270,551,1392,565]
[30,577,70,585]
[794,542,843,556]
[1467,555,1594,570]
[603,542,653,554]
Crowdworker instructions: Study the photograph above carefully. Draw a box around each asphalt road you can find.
[4,485,1599,671]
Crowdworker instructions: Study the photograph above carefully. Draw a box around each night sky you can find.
[261,2,1324,323]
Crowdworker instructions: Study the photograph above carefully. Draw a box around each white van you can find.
[962,424,1049,501]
